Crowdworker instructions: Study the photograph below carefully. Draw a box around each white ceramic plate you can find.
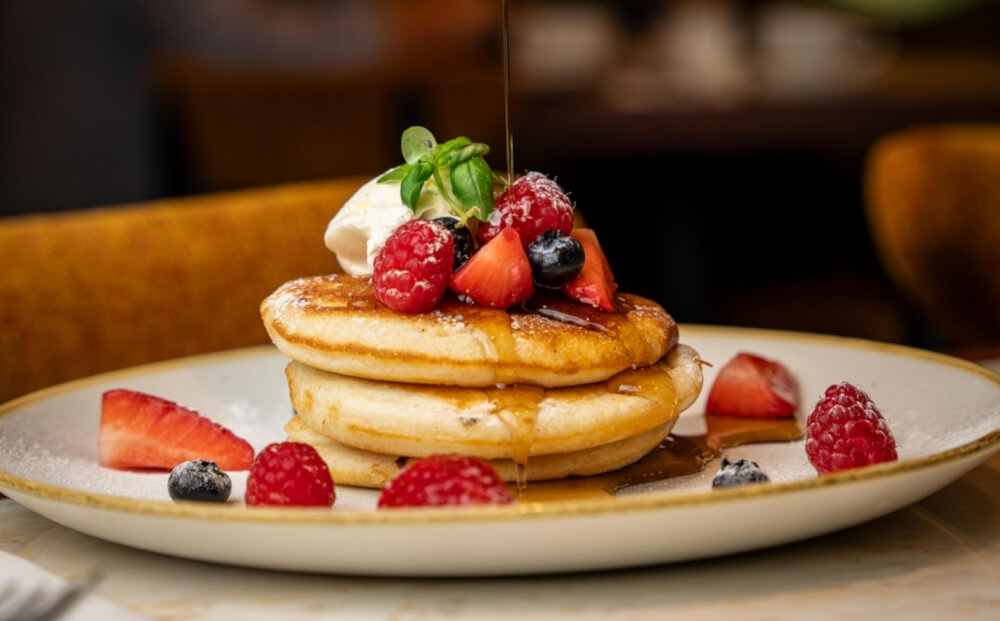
[1,326,998,577]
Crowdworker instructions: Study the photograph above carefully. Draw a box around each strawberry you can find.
[477,171,574,248]
[100,389,254,470]
[561,228,617,311]
[705,353,799,418]
[377,454,514,508]
[449,226,535,308]
[372,219,454,313]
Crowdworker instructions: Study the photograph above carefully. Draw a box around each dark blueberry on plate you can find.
[526,230,584,288]
[712,456,770,489]
[168,459,232,503]
[433,216,476,270]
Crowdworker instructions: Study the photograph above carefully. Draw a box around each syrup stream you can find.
[502,0,514,184]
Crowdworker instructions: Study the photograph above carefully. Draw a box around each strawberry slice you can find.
[705,353,799,418]
[562,228,617,311]
[100,389,254,470]
[449,226,534,309]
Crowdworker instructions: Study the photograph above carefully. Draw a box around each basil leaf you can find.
[450,157,494,221]
[452,144,490,166]
[401,126,436,165]
[400,162,434,210]
[377,164,409,184]
[433,137,472,168]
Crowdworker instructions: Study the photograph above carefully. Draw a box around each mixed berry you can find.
[245,442,337,507]
[805,382,898,473]
[99,389,254,471]
[377,454,514,508]
[527,231,585,288]
[712,456,770,488]
[477,171,575,248]
[706,352,800,419]
[372,127,617,315]
[168,459,232,503]
[372,219,454,313]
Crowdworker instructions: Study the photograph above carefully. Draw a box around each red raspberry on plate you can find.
[478,171,574,248]
[805,382,898,474]
[373,219,455,313]
[377,454,515,508]
[245,442,336,507]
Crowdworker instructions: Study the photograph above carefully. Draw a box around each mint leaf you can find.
[401,126,436,165]
[400,162,434,210]
[450,157,494,221]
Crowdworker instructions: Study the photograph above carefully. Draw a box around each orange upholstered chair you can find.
[0,178,365,403]
[865,125,1000,349]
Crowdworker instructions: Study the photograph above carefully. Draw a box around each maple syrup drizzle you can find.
[502,0,514,184]
[478,312,541,492]
[489,384,544,492]
[522,300,611,333]
[517,414,804,503]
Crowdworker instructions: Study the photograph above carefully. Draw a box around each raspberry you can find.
[805,382,897,474]
[245,442,336,507]
[478,172,574,248]
[377,454,515,508]
[373,219,455,313]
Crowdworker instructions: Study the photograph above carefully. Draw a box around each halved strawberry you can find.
[100,389,254,470]
[449,226,534,309]
[561,228,617,311]
[705,353,799,418]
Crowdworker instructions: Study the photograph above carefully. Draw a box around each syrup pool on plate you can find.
[517,414,804,502]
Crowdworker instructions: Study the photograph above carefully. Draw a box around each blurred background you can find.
[3,0,999,351]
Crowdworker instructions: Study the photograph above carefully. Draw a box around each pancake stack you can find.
[261,273,703,488]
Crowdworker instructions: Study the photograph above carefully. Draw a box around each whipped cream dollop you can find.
[324,173,452,278]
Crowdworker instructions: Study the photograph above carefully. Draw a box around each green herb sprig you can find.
[378,126,499,226]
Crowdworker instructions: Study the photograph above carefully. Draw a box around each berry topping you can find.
[478,172,574,248]
[377,454,514,508]
[561,228,617,311]
[705,353,799,418]
[245,442,336,507]
[99,389,254,471]
[372,219,455,313]
[433,216,476,270]
[449,226,535,309]
[526,230,585,288]
[168,459,232,503]
[805,382,898,474]
[712,456,770,488]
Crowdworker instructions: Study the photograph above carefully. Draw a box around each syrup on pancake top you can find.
[260,126,704,492]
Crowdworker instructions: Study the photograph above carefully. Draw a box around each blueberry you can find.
[433,216,475,270]
[526,230,584,288]
[712,456,770,488]
[168,459,232,503]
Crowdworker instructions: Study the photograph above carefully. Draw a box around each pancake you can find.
[286,344,702,460]
[260,273,677,388]
[285,416,675,488]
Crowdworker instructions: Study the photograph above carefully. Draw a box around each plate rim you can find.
[2,324,999,526]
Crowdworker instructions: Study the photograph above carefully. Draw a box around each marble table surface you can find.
[1,448,998,621]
